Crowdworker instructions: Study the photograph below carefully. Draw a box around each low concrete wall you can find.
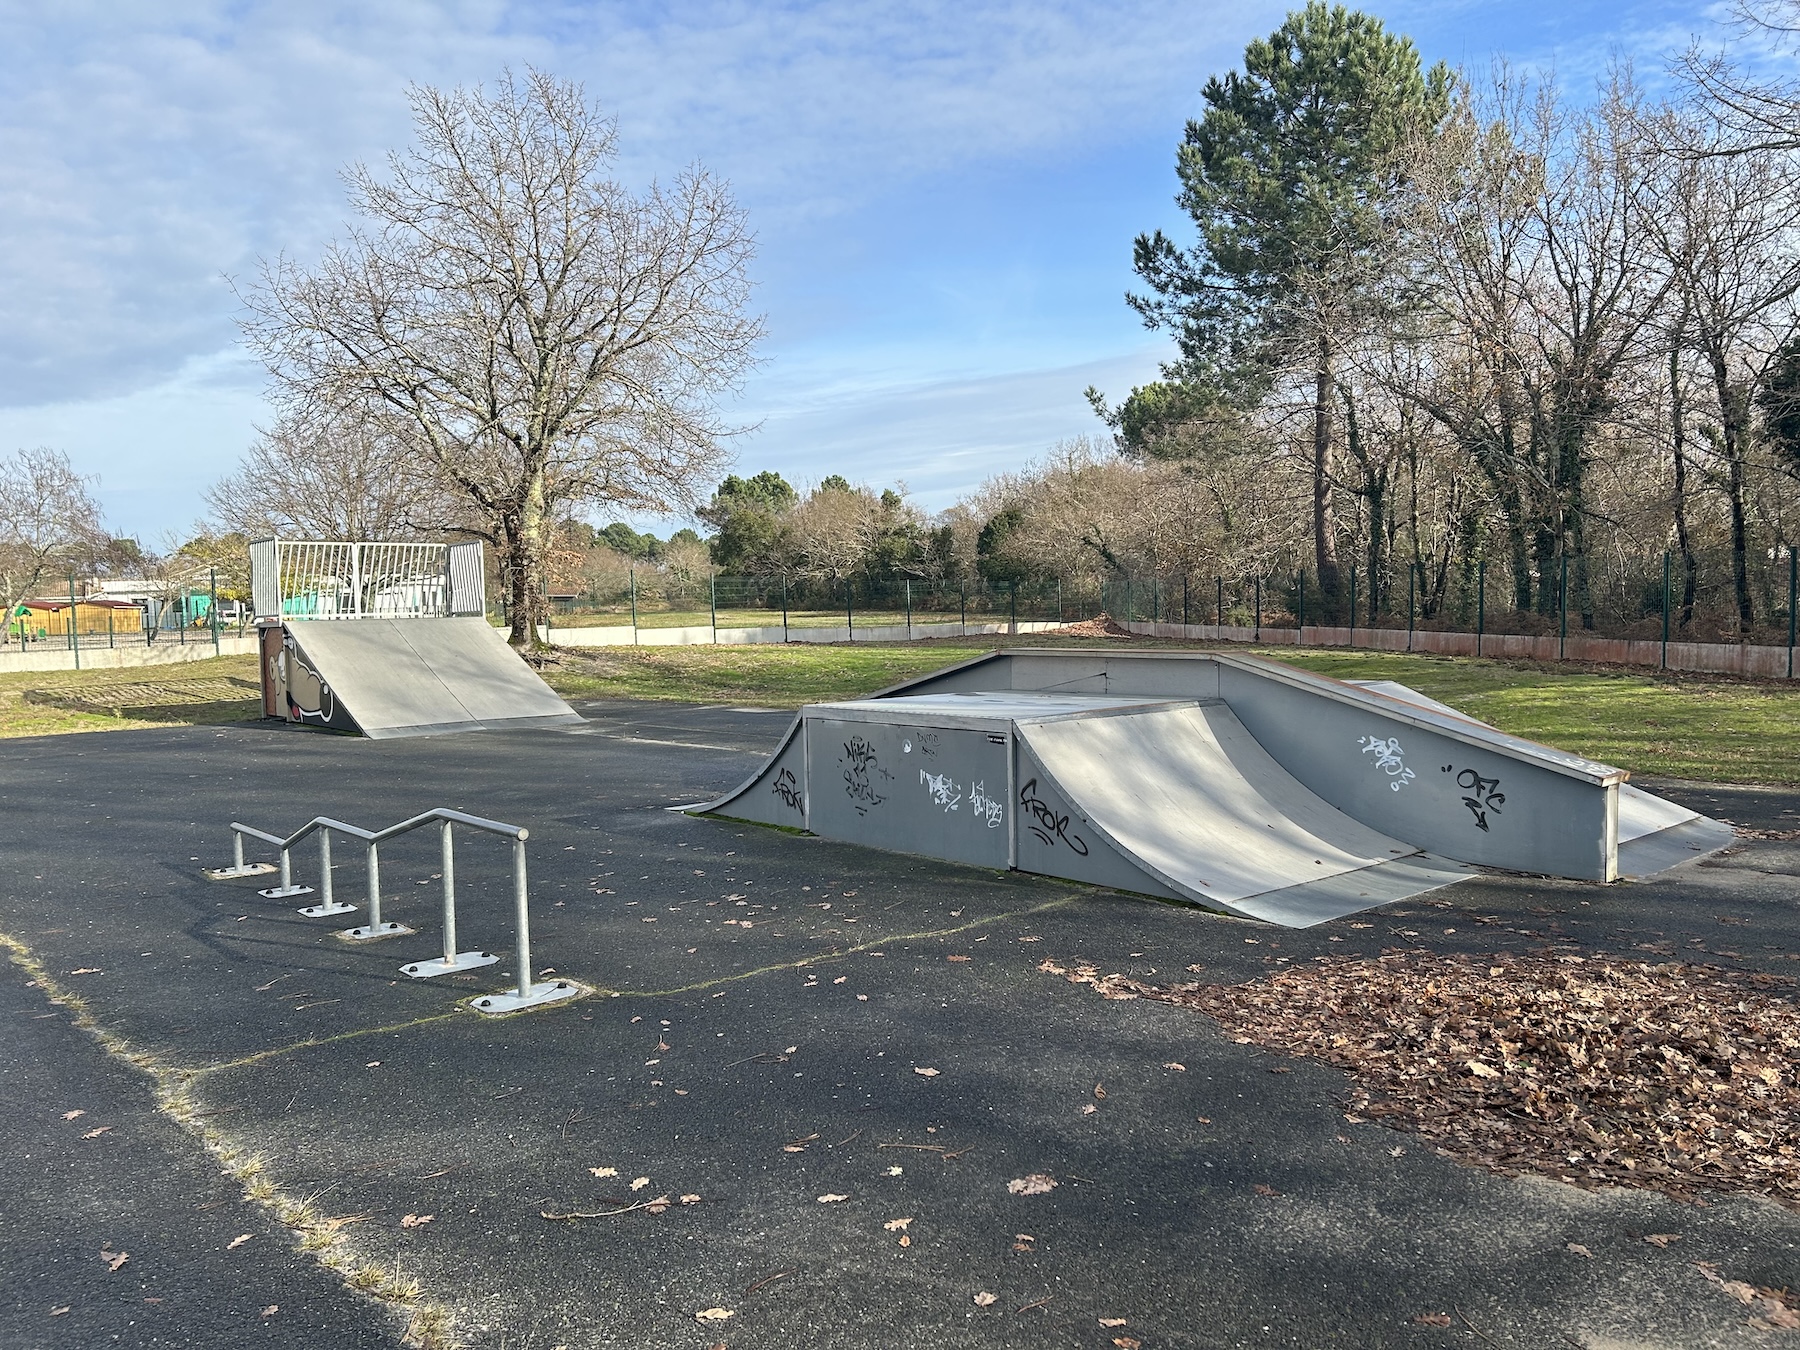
[0,634,259,674]
[1122,621,1798,680]
[547,619,1067,648]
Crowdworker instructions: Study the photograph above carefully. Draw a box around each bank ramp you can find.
[695,650,1733,927]
[264,617,582,739]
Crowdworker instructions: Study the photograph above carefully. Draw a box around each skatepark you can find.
[3,541,1797,1349]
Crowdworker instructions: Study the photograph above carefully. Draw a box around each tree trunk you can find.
[1703,342,1756,632]
[505,466,551,647]
[1313,343,1342,618]
[1670,345,1698,628]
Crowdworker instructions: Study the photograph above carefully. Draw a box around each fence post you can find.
[1182,575,1189,628]
[1057,577,1062,622]
[1348,568,1357,647]
[107,607,114,649]
[210,567,220,656]
[710,572,718,644]
[782,574,790,643]
[1789,547,1797,680]
[961,579,967,636]
[846,580,854,643]
[1254,575,1262,642]
[67,575,80,670]
[1407,564,1416,652]
[1476,560,1485,657]
[1296,569,1305,641]
[1010,582,1018,636]
[1560,554,1569,661]
[1661,550,1671,670]
[906,578,912,639]
[1216,576,1223,629]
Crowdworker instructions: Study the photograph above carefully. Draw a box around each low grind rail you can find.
[208,807,577,1015]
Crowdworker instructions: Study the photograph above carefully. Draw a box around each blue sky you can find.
[0,0,1734,541]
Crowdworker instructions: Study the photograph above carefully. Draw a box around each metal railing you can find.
[250,539,487,623]
[209,807,577,1015]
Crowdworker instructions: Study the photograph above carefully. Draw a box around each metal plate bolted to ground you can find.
[403,951,500,979]
[472,979,581,1015]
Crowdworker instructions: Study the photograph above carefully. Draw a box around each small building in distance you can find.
[13,598,146,640]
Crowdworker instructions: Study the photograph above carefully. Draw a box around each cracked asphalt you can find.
[1,698,1796,1349]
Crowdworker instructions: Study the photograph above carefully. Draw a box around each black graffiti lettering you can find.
[840,736,888,814]
[1017,777,1089,856]
[1454,767,1504,832]
[771,767,804,811]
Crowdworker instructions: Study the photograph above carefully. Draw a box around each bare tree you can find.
[207,409,463,541]
[0,448,108,647]
[238,69,762,644]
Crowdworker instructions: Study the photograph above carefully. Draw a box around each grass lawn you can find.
[0,654,263,738]
[3,638,1795,786]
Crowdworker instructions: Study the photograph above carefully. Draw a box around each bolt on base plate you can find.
[297,900,357,918]
[203,863,278,880]
[258,884,315,899]
[472,979,581,1016]
[336,921,415,943]
[402,951,500,979]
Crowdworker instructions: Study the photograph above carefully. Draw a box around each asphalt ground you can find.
[1,698,1797,1350]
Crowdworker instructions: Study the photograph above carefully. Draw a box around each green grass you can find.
[0,654,263,737]
[4,636,1795,786]
[541,638,1800,786]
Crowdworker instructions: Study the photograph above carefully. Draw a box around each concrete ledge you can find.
[0,634,259,673]
[547,619,1067,648]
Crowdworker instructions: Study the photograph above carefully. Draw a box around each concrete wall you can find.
[1123,621,1797,680]
[546,619,1067,648]
[0,634,258,673]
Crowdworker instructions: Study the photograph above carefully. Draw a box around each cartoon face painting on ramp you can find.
[692,649,1735,928]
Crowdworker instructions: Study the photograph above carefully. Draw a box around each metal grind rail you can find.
[207,808,577,1015]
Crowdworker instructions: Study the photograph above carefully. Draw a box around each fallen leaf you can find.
[646,1195,670,1214]
[680,1194,702,1205]
[973,1291,997,1307]
[81,1126,112,1139]
[1163,1062,1186,1071]
[1466,1060,1500,1079]
[884,1166,903,1176]
[50,1306,70,1316]
[833,976,847,984]
[227,1234,253,1250]
[856,994,869,1001]
[630,1176,650,1191]
[1566,1243,1594,1259]
[589,1167,618,1178]
[400,1214,434,1228]
[817,1193,848,1203]
[898,1234,911,1247]
[1196,1116,1212,1124]
[1644,1233,1681,1248]
[99,1249,128,1272]
[70,968,102,975]
[1093,1084,1106,1100]
[1253,1183,1279,1197]
[1081,1104,1098,1116]
[61,1110,85,1120]
[1099,1318,1129,1328]
[913,1067,940,1077]
[947,955,971,963]
[1007,1174,1057,1195]
[1414,1313,1452,1326]
[883,1217,912,1231]
[695,1308,734,1323]
[1113,1339,1142,1349]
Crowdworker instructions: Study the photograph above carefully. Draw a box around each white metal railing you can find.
[208,807,577,1015]
[250,540,487,622]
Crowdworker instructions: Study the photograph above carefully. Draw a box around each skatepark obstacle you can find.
[249,538,581,738]
[210,807,578,1015]
[693,649,1734,927]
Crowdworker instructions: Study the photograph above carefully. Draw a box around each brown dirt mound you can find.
[1042,952,1800,1211]
[1045,612,1136,639]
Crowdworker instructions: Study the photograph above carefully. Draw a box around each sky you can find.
[0,0,1745,542]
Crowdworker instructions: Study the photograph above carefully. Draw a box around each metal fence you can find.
[250,539,487,621]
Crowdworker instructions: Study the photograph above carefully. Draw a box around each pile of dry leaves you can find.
[1047,613,1137,639]
[1043,953,1800,1210]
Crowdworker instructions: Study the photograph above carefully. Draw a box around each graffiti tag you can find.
[1018,778,1088,855]
[969,779,1004,829]
[1358,733,1416,792]
[920,768,962,812]
[772,766,804,812]
[1442,764,1505,831]
[840,736,889,815]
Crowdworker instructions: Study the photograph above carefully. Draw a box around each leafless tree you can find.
[0,448,108,647]
[238,69,762,644]
[208,410,463,541]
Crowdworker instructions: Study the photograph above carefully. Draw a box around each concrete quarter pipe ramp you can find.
[695,650,1733,927]
[263,617,582,739]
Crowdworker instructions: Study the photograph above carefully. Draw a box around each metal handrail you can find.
[215,808,574,1015]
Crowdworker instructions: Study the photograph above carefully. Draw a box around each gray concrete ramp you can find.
[277,618,581,739]
[1015,704,1470,925]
